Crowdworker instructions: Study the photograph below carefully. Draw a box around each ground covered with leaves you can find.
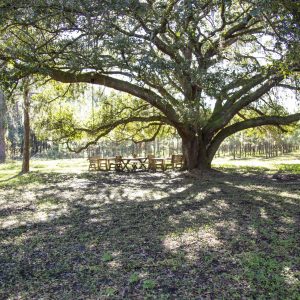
[0,158,299,299]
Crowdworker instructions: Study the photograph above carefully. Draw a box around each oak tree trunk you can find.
[0,90,7,163]
[21,81,30,173]
[181,133,212,171]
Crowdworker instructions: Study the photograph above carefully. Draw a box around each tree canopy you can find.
[0,0,299,169]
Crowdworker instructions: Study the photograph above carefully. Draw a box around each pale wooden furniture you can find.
[172,154,184,169]
[148,155,165,171]
[118,157,148,171]
[165,154,184,170]
[147,154,155,171]
[108,156,123,171]
[97,158,108,171]
[88,156,99,171]
[88,155,180,172]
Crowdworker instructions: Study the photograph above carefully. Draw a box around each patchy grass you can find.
[277,163,300,174]
[0,158,88,182]
[0,155,299,299]
[213,152,300,174]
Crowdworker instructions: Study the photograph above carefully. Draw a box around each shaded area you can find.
[0,173,20,183]
[0,171,299,299]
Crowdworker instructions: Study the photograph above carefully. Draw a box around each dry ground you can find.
[0,155,299,299]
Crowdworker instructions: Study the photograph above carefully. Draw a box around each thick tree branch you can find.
[224,74,268,106]
[207,113,300,159]
[204,75,283,137]
[42,68,180,124]
[229,76,283,116]
[246,106,288,133]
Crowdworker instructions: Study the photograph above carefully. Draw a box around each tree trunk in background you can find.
[21,80,30,173]
[0,90,7,163]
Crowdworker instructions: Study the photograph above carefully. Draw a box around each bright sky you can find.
[279,89,299,113]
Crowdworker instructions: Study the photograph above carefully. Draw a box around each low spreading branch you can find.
[65,116,168,152]
[208,113,300,159]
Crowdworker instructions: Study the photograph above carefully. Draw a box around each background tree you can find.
[0,90,7,163]
[21,78,31,173]
[0,0,300,170]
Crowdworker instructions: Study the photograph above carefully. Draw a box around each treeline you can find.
[2,87,300,162]
[4,108,300,161]
[7,123,299,161]
[216,133,300,159]
[87,137,182,158]
[5,101,52,160]
[87,131,300,160]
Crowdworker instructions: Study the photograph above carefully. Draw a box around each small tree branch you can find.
[75,116,169,134]
[278,84,299,91]
[132,124,162,143]
[64,116,168,153]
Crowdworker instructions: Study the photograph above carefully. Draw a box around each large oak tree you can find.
[0,0,299,170]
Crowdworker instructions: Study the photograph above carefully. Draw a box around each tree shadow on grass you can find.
[0,172,299,299]
[0,173,20,183]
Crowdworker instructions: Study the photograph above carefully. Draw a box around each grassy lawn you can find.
[214,152,300,174]
[0,155,299,299]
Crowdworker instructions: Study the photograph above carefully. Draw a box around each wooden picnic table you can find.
[119,157,148,171]
[89,155,183,172]
[92,156,148,171]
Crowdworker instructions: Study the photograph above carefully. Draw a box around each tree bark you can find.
[181,133,212,171]
[0,90,7,163]
[21,79,30,173]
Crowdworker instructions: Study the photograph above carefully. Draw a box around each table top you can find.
[91,156,173,161]
[92,157,148,162]
[121,157,147,160]
[150,157,171,160]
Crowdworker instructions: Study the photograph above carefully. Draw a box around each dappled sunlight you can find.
[107,251,123,270]
[278,191,300,201]
[214,199,230,210]
[208,187,222,193]
[282,266,299,287]
[163,226,223,252]
[280,216,296,225]
[193,191,209,201]
[259,207,268,220]
[246,224,259,238]
[86,209,112,225]
[0,166,299,298]
[224,183,300,204]
[0,200,69,229]
[162,226,225,268]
